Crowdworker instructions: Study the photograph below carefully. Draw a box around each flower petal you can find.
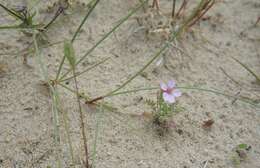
[160,82,168,91]
[163,92,176,103]
[167,80,176,89]
[173,89,182,97]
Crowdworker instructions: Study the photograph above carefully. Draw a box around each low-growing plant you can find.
[2,0,260,167]
[0,3,40,30]
[145,80,184,134]
[150,0,216,35]
[231,143,252,166]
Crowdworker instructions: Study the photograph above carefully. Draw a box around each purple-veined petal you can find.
[160,82,168,91]
[163,92,176,103]
[167,80,176,89]
[173,89,182,97]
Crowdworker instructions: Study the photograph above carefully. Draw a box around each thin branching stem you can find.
[33,32,62,168]
[42,7,64,31]
[107,86,260,108]
[0,24,41,30]
[58,0,149,81]
[55,90,76,168]
[187,0,215,27]
[88,27,183,102]
[60,57,110,83]
[232,57,260,83]
[72,68,90,168]
[172,0,176,18]
[56,0,100,81]
[71,0,100,43]
[176,0,187,18]
[0,3,24,21]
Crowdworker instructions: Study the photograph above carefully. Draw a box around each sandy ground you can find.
[0,0,260,168]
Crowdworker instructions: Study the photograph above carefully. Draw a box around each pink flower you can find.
[160,80,182,104]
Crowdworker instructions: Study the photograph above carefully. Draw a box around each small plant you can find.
[64,40,90,168]
[0,3,44,34]
[145,80,183,134]
[152,0,215,29]
[231,143,252,166]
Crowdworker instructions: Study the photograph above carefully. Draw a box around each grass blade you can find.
[59,0,149,80]
[60,57,110,82]
[232,57,260,84]
[90,102,103,168]
[56,0,100,81]
[0,3,24,21]
[64,40,76,68]
[106,86,260,108]
[33,32,62,168]
[71,0,100,43]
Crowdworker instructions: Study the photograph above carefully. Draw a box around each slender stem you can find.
[58,83,117,112]
[33,32,62,168]
[86,0,218,104]
[61,108,76,168]
[107,87,157,97]
[103,30,181,98]
[72,68,89,168]
[59,57,110,82]
[152,0,160,10]
[91,102,103,168]
[181,0,207,28]
[55,55,66,81]
[176,86,260,107]
[106,45,168,97]
[59,0,149,80]
[58,83,90,100]
[56,89,76,168]
[60,80,260,109]
[42,7,64,31]
[187,0,215,27]
[176,0,187,18]
[0,24,41,30]
[56,0,100,82]
[172,0,176,18]
[107,86,260,107]
[232,57,260,83]
[51,93,62,168]
[71,0,100,43]
[0,3,24,21]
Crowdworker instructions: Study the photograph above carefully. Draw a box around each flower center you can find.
[166,88,174,94]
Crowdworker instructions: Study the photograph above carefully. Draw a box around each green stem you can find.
[71,0,100,43]
[56,0,100,82]
[59,0,149,81]
[87,0,216,102]
[104,30,180,98]
[33,32,62,168]
[55,56,66,81]
[72,68,90,168]
[90,102,103,168]
[42,7,64,31]
[59,57,110,82]
[55,88,76,168]
[0,24,41,30]
[0,3,24,21]
[232,57,260,83]
[105,86,260,107]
